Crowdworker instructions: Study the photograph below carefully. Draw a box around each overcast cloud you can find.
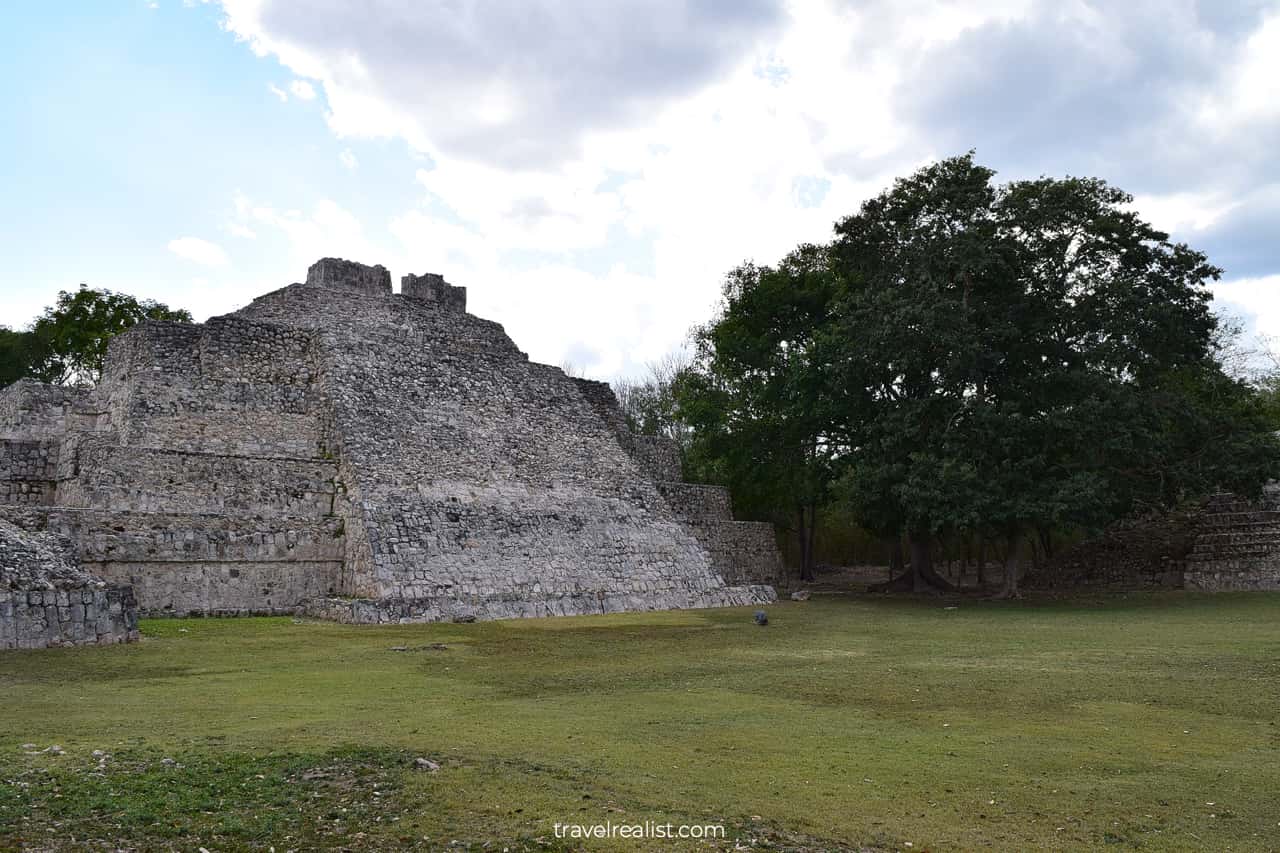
[222,0,1279,374]
[221,0,788,169]
[3,1,1277,379]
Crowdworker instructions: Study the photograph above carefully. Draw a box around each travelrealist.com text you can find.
[553,820,727,840]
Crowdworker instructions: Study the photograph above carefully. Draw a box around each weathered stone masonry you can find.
[573,377,785,588]
[1183,488,1280,591]
[1,519,138,650]
[0,258,779,629]
[1030,486,1280,592]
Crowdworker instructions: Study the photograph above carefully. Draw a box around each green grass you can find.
[2,593,1279,850]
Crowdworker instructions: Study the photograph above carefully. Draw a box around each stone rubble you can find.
[1,519,139,649]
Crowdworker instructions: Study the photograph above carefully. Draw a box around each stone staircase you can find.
[1184,489,1280,590]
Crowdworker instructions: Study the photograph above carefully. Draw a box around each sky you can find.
[2,0,1278,380]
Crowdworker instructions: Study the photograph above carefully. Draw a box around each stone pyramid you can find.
[0,259,781,623]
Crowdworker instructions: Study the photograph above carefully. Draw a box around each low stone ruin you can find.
[1183,489,1280,590]
[1030,487,1280,591]
[1,519,138,649]
[0,258,781,629]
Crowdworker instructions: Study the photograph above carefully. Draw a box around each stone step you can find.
[655,481,732,523]
[1187,544,1277,560]
[89,560,344,617]
[0,507,346,564]
[1185,567,1280,590]
[54,440,340,517]
[117,412,326,458]
[1204,488,1280,506]
[1193,530,1280,547]
[1196,511,1280,528]
[303,583,776,624]
[1202,502,1280,516]
[1186,557,1280,575]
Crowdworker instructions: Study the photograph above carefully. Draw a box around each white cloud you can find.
[1129,191,1240,236]
[168,237,230,267]
[217,0,786,169]
[241,195,378,273]
[1196,12,1280,129]
[209,0,1280,380]
[267,83,288,102]
[226,222,257,239]
[339,148,358,170]
[289,79,317,100]
[1213,275,1280,342]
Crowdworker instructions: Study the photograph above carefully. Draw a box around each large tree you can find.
[830,154,1280,594]
[676,244,842,582]
[3,285,192,387]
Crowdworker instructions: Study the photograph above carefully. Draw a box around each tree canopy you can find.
[675,244,841,581]
[1,285,192,388]
[677,154,1280,592]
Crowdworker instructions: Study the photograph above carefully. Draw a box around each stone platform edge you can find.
[301,585,778,625]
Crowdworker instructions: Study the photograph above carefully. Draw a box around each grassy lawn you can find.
[2,593,1279,851]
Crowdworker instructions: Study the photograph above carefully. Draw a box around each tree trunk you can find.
[999,533,1022,599]
[910,534,929,593]
[1038,525,1054,560]
[976,537,986,588]
[889,536,904,581]
[796,505,816,582]
[910,529,959,592]
[806,504,818,581]
[867,534,912,591]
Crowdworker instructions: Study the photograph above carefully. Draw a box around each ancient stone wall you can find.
[1,519,138,649]
[402,272,467,311]
[1028,512,1193,590]
[304,257,392,296]
[54,437,338,516]
[1029,487,1280,592]
[0,440,58,506]
[0,381,87,439]
[97,316,326,458]
[573,378,786,588]
[0,302,350,618]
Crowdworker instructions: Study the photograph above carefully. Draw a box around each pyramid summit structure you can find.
[0,258,781,625]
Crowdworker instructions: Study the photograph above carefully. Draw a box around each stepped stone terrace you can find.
[0,258,780,637]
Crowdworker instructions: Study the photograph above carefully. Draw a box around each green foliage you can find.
[828,153,1279,582]
[682,153,1279,586]
[0,327,44,387]
[675,244,841,578]
[3,285,192,388]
